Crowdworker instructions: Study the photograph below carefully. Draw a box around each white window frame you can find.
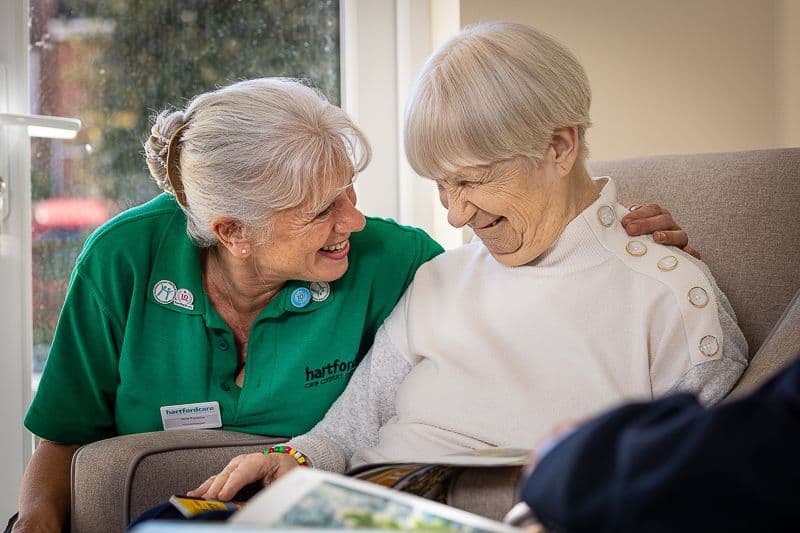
[342,0,461,247]
[0,0,33,520]
[341,0,400,220]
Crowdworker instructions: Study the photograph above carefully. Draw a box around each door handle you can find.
[0,113,82,224]
[0,112,81,139]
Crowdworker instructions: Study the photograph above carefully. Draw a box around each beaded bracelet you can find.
[264,444,309,467]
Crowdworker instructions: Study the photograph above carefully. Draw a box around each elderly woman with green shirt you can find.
[14,77,686,531]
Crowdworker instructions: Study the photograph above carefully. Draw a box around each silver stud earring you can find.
[241,248,248,256]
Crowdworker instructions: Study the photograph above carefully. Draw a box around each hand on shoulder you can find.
[621,203,700,258]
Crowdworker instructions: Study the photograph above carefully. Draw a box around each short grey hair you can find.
[405,22,591,179]
[144,78,371,246]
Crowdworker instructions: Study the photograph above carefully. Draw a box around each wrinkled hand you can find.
[187,452,299,501]
[621,203,700,258]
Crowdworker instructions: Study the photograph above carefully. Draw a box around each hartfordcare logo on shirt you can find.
[160,401,222,431]
[164,405,214,415]
[304,357,357,389]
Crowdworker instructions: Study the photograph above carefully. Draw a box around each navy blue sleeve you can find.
[521,356,800,533]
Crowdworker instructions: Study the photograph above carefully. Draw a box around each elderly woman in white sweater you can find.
[191,22,747,500]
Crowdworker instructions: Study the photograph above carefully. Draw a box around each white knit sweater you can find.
[288,178,747,472]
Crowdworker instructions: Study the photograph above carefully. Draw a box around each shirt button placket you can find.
[214,331,233,392]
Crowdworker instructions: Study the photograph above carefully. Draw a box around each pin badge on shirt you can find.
[153,280,177,304]
[174,288,195,310]
[291,287,312,308]
[308,281,331,302]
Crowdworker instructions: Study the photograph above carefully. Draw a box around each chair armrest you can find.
[70,430,282,533]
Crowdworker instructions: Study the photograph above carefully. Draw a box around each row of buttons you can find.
[599,205,719,357]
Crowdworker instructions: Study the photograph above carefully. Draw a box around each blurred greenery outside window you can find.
[30,0,341,378]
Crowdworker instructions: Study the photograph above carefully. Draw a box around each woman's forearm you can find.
[14,441,80,532]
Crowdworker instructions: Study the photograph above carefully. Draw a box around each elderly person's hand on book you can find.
[189,447,302,501]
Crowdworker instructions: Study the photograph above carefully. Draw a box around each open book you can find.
[230,467,523,531]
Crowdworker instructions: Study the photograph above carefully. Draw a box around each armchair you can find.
[71,148,800,531]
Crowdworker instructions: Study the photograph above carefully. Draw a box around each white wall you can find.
[777,0,800,148]
[458,0,799,161]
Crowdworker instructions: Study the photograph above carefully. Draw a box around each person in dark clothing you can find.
[521,353,800,533]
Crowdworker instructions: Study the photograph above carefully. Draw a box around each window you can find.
[29,0,341,384]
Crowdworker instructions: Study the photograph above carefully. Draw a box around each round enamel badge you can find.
[291,287,312,308]
[308,281,331,302]
[153,280,177,304]
[174,288,195,310]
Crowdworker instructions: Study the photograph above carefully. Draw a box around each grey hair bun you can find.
[138,78,371,247]
[144,110,187,196]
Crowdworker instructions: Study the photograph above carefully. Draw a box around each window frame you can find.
[343,0,462,246]
[0,0,34,519]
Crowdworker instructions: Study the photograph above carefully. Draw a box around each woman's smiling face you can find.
[436,153,576,267]
[252,176,367,284]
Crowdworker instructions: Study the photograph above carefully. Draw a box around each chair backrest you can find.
[590,148,800,355]
[727,287,800,398]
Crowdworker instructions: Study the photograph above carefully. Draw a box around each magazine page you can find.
[352,463,461,501]
[347,447,532,476]
[345,448,531,480]
[427,447,531,466]
[168,495,241,518]
[230,468,520,532]
[346,448,531,500]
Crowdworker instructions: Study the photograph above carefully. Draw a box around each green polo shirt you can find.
[25,193,443,445]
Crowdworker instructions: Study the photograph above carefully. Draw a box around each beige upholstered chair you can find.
[70,148,800,531]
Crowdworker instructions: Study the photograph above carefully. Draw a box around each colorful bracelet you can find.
[264,444,309,466]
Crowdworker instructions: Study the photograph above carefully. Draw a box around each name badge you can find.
[160,401,222,430]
